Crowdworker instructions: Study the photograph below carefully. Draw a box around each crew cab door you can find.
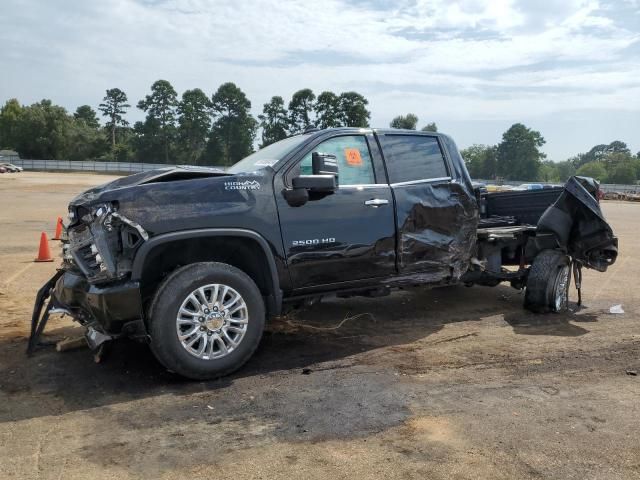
[378,133,477,283]
[275,133,396,289]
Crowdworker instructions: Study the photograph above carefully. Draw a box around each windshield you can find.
[227,135,309,174]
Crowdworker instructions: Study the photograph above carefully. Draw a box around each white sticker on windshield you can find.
[254,159,277,166]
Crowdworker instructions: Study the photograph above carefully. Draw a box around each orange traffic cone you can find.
[52,216,63,240]
[35,232,54,262]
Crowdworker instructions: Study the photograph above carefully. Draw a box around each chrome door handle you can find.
[364,198,389,207]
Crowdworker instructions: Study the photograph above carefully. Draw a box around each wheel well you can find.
[138,236,275,314]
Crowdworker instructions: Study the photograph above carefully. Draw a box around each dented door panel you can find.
[392,179,478,281]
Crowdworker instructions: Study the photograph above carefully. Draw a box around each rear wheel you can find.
[148,262,265,380]
[524,250,571,313]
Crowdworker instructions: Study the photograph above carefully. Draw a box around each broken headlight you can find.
[67,203,148,283]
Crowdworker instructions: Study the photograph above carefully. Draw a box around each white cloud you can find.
[0,0,638,158]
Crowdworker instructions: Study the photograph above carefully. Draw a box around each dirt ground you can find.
[0,171,639,480]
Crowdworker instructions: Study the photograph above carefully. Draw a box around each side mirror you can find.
[292,175,336,192]
[284,152,339,206]
[292,151,339,193]
[312,152,339,179]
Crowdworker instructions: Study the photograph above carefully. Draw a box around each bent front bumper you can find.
[28,270,145,354]
[51,271,144,334]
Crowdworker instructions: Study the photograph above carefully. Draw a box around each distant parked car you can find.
[513,183,544,191]
[0,162,23,172]
[486,184,513,192]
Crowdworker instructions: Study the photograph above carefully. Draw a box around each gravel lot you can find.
[1,171,639,480]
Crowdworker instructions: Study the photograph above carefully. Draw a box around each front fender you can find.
[130,228,283,314]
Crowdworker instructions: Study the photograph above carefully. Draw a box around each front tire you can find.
[524,250,571,313]
[148,262,265,380]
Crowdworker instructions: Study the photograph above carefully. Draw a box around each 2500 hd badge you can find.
[292,238,336,246]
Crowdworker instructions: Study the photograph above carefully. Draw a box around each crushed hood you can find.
[70,166,230,206]
[67,167,276,236]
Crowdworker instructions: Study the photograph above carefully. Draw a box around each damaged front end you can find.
[65,202,148,282]
[27,166,256,354]
[28,203,148,354]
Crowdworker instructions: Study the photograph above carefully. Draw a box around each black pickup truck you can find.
[30,127,618,379]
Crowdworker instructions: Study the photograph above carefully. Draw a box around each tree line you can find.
[1,83,639,184]
[375,113,639,185]
[0,81,371,166]
[461,124,640,184]
[388,113,438,132]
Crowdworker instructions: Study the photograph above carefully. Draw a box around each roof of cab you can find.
[305,127,446,138]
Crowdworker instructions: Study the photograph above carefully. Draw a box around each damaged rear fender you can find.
[536,176,618,271]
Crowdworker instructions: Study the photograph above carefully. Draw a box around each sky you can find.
[1,0,639,160]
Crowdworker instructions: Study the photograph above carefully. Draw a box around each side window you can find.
[379,135,449,184]
[299,135,375,185]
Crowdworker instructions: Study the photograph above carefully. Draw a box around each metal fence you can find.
[10,159,175,174]
[594,184,640,194]
[7,159,640,195]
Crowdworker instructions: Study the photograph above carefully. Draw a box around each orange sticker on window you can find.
[344,148,363,166]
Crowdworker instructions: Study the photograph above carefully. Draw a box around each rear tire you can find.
[148,262,265,380]
[524,250,571,313]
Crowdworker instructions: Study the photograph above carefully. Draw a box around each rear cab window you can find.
[379,135,449,184]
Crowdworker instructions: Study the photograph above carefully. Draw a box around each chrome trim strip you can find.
[390,177,451,187]
[364,198,389,206]
[339,183,388,189]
